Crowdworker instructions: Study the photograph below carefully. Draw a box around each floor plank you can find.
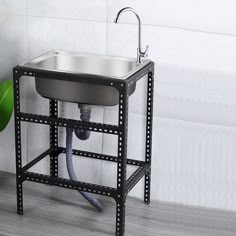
[0,171,235,236]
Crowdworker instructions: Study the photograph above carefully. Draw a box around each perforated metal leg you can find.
[144,71,154,204]
[15,118,24,215]
[13,70,23,215]
[116,84,129,236]
[15,119,23,215]
[49,99,58,177]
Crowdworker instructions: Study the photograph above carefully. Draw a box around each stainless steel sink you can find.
[23,51,151,106]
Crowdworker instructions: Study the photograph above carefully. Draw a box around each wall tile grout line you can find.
[26,15,236,39]
[27,14,107,23]
[106,21,236,38]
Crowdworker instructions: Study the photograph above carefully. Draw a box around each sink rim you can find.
[22,50,152,80]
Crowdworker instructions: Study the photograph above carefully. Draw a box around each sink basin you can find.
[23,51,151,106]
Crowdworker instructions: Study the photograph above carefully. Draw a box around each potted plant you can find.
[0,80,14,132]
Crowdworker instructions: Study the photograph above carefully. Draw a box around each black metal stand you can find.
[13,61,154,236]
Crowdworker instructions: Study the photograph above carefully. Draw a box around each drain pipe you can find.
[66,127,103,211]
[74,104,91,140]
[65,104,103,211]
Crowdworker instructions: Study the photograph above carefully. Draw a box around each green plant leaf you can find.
[0,80,14,132]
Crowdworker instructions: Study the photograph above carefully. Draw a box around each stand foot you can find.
[116,200,126,236]
[16,181,23,215]
[144,173,151,204]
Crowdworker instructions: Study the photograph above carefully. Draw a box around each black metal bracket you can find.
[13,61,154,236]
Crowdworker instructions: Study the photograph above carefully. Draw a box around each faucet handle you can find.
[137,45,149,63]
[141,45,149,57]
[144,45,149,57]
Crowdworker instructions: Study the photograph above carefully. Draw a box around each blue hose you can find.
[66,127,103,212]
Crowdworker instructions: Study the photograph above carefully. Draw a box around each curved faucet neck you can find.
[114,7,148,63]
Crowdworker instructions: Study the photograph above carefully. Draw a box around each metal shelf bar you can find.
[126,163,150,194]
[22,148,53,173]
[57,147,145,166]
[23,171,117,199]
[18,112,119,135]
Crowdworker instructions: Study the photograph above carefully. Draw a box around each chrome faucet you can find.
[114,7,149,64]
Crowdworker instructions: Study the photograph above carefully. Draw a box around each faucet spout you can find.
[114,7,149,63]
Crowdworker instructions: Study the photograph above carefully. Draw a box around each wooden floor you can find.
[0,171,235,236]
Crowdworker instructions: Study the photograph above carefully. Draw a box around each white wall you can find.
[1,0,236,211]
[0,0,28,173]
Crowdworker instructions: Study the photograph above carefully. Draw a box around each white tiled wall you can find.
[26,1,107,183]
[2,0,236,211]
[0,0,28,173]
[28,0,107,21]
[107,0,236,35]
[0,0,27,16]
[105,1,236,211]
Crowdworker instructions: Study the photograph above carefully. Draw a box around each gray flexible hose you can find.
[66,127,103,212]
